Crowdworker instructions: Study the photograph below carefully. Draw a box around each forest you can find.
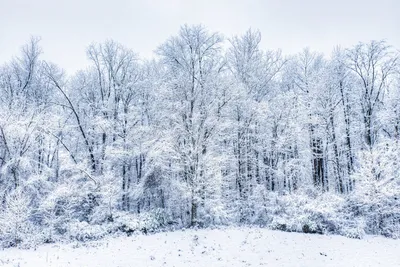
[0,25,399,248]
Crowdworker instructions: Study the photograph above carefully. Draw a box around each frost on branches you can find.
[0,27,399,248]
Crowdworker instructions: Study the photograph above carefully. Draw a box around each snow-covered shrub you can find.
[113,212,141,234]
[67,221,108,242]
[337,216,366,239]
[246,184,270,225]
[88,170,121,225]
[0,189,33,247]
[348,141,400,238]
[139,209,167,231]
[113,209,167,235]
[266,192,353,235]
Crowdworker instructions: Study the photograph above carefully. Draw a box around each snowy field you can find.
[1,227,399,267]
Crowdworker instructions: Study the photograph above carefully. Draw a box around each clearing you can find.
[0,227,399,267]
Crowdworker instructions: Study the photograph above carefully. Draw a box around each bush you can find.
[113,209,167,235]
[266,192,363,236]
[67,221,108,242]
[0,189,32,248]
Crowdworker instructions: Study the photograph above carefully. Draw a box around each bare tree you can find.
[158,25,226,226]
[346,41,398,149]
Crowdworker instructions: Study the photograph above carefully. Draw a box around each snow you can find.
[1,227,399,267]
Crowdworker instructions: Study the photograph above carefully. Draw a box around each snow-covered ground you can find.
[1,227,399,267]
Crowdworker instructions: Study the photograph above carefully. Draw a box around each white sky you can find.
[0,0,399,74]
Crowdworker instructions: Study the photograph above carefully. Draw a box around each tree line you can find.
[0,25,399,246]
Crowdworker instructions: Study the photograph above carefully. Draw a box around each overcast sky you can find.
[0,0,399,74]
